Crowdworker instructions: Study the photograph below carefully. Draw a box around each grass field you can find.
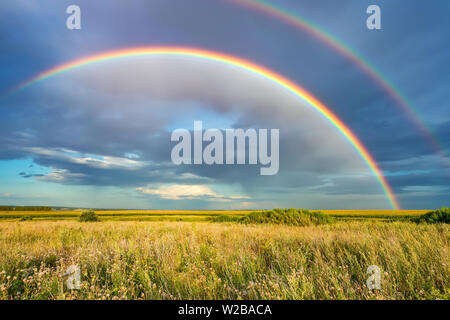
[0,220,448,300]
[0,209,448,300]
[0,209,429,222]
[0,210,254,221]
[321,210,429,221]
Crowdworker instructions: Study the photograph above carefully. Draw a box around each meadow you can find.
[0,209,448,300]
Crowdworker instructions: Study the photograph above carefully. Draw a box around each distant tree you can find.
[79,209,99,222]
[14,206,52,211]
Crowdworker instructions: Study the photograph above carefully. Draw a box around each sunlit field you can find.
[0,209,429,222]
[0,210,255,222]
[0,212,448,300]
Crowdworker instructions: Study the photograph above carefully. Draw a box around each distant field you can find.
[321,210,428,215]
[0,209,430,222]
[0,210,254,221]
[321,210,429,221]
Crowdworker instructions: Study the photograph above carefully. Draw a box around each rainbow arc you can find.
[233,0,446,158]
[1,47,400,209]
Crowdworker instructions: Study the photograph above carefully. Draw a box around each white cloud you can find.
[178,173,213,181]
[35,168,86,182]
[136,184,251,201]
[25,147,147,170]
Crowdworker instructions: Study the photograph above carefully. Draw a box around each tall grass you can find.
[239,208,334,226]
[0,221,447,300]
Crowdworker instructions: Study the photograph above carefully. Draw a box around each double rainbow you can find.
[3,47,400,209]
[234,0,445,157]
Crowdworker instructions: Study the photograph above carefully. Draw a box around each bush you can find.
[412,208,450,224]
[78,209,99,222]
[211,215,241,223]
[20,216,33,221]
[238,208,334,226]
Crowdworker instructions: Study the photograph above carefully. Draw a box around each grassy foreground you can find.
[0,220,448,300]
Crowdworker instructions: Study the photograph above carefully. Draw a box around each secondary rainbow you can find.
[3,47,400,209]
[233,0,445,157]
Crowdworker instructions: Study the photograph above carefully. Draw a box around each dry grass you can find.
[0,220,448,300]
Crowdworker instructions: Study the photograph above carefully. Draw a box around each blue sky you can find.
[0,0,448,209]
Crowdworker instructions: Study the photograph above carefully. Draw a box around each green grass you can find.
[411,208,450,224]
[228,208,334,226]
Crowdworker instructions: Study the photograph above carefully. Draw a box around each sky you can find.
[0,0,449,210]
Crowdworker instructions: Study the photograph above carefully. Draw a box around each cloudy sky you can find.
[0,0,448,210]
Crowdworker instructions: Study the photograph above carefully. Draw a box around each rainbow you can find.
[233,0,446,157]
[2,47,400,209]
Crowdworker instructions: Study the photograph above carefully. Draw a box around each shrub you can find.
[78,209,99,222]
[238,208,334,226]
[20,216,33,221]
[412,208,450,224]
[211,215,241,223]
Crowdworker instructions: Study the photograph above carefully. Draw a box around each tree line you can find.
[0,206,52,211]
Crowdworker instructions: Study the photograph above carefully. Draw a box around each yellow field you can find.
[0,209,430,222]
[0,210,256,222]
[98,210,254,215]
[321,210,429,216]
[0,210,254,215]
